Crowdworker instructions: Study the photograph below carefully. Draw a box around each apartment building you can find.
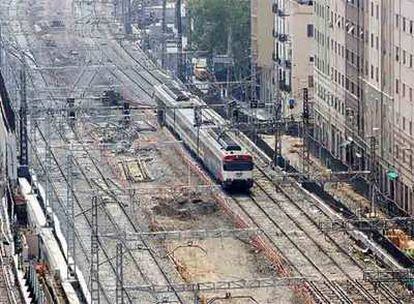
[392,0,414,214]
[251,0,275,105]
[314,0,414,215]
[274,0,314,118]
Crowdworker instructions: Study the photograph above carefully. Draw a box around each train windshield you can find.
[223,161,253,171]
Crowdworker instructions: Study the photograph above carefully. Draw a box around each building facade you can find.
[251,0,275,105]
[274,0,314,118]
[314,0,414,215]
[391,0,414,214]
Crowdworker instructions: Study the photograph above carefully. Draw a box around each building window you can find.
[410,54,413,68]
[396,47,400,61]
[307,24,314,37]
[410,87,413,101]
[308,76,314,88]
[403,50,407,64]
[403,17,407,32]
[410,20,413,34]
[396,79,400,94]
[403,83,406,97]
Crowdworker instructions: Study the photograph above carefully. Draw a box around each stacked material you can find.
[405,241,414,259]
[387,229,410,249]
[330,183,369,211]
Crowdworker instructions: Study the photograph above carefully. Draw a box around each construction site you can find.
[0,0,413,303]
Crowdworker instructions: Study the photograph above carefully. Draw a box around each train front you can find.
[221,154,254,190]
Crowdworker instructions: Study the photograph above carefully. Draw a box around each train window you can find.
[223,161,253,171]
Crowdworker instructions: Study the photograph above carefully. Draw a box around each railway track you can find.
[230,133,404,303]
[3,1,187,302]
[74,12,410,304]
[0,245,16,304]
[232,178,402,303]
[0,185,19,304]
[5,0,410,303]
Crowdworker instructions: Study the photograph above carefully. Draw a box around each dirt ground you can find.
[150,190,296,303]
[86,115,297,303]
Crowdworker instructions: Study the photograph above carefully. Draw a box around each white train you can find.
[154,82,253,189]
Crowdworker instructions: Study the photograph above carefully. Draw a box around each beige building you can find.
[391,0,414,214]
[274,0,314,118]
[314,0,414,215]
[251,0,275,105]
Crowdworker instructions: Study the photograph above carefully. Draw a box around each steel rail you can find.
[35,9,186,303]
[232,193,357,304]
[34,105,178,303]
[1,1,185,303]
[256,166,403,304]
[0,1,116,303]
[0,209,18,304]
[66,122,186,304]
[71,20,189,304]
[236,135,403,303]
[80,19,368,304]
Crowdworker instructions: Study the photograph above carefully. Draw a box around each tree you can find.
[188,0,251,80]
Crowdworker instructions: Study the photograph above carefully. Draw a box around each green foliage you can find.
[188,0,251,78]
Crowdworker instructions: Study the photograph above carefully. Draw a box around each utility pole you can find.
[18,66,29,178]
[176,0,184,81]
[273,123,282,167]
[302,88,310,176]
[90,195,100,304]
[122,0,131,35]
[226,27,232,98]
[161,0,167,69]
[66,143,76,279]
[370,136,378,215]
[194,106,202,156]
[45,116,53,224]
[115,241,124,304]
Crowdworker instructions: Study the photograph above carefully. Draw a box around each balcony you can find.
[277,9,289,17]
[278,81,291,93]
[278,34,288,42]
[272,52,281,63]
[284,60,292,69]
